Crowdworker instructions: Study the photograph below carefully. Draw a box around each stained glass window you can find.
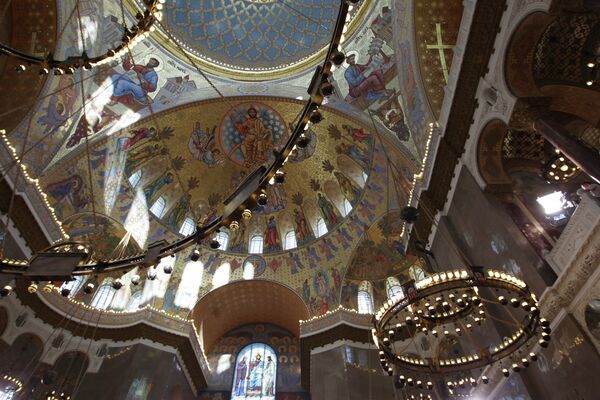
[216,231,230,251]
[249,235,264,254]
[90,284,116,310]
[386,277,404,300]
[179,217,196,236]
[284,231,297,250]
[316,218,327,237]
[128,170,142,188]
[149,196,167,218]
[357,281,374,314]
[231,343,277,400]
[343,198,353,217]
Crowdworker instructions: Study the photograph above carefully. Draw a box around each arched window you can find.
[127,291,143,312]
[216,231,230,251]
[243,260,255,280]
[212,262,231,289]
[342,198,353,217]
[284,231,297,250]
[386,277,404,300]
[357,281,374,314]
[149,196,167,218]
[231,343,277,399]
[249,235,264,254]
[90,284,116,310]
[409,265,426,282]
[179,217,196,236]
[128,170,142,188]
[316,218,327,237]
[60,276,85,297]
[174,260,204,309]
[140,257,175,304]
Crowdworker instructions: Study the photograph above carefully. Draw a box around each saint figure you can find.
[110,56,160,106]
[317,193,338,227]
[294,208,312,243]
[143,173,174,204]
[344,53,388,102]
[262,356,276,396]
[235,107,272,168]
[234,356,248,396]
[264,216,281,251]
[247,354,264,394]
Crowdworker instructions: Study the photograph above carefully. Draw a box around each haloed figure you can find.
[262,356,275,396]
[234,356,248,396]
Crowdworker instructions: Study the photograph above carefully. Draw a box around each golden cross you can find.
[30,32,45,57]
[426,23,454,83]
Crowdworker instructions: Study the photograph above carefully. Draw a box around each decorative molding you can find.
[12,280,208,394]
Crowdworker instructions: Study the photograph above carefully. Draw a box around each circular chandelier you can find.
[372,266,551,396]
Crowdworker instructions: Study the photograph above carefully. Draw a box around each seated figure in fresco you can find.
[110,56,160,106]
[247,353,264,395]
[344,53,390,102]
[236,107,272,168]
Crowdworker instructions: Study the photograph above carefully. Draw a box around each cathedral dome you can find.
[157,0,369,79]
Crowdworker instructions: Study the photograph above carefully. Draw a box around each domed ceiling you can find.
[37,97,376,259]
[163,0,337,73]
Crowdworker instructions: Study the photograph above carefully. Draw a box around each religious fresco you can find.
[35,97,378,259]
[203,324,304,396]
[343,211,424,281]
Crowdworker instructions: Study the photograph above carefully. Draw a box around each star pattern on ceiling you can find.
[165,0,338,70]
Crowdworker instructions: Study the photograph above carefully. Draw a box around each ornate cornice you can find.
[13,280,208,393]
[299,307,372,390]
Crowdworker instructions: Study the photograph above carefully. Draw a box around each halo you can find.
[143,54,164,72]
[342,51,360,68]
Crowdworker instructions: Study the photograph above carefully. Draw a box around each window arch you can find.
[212,262,231,289]
[283,231,297,250]
[174,260,204,309]
[342,198,353,217]
[243,260,255,280]
[140,257,175,304]
[149,196,167,218]
[60,276,85,297]
[386,277,404,300]
[179,217,196,236]
[357,281,374,314]
[409,265,426,282]
[90,284,116,310]
[216,231,230,251]
[249,235,264,254]
[231,343,277,399]
[128,170,142,188]
[316,218,327,237]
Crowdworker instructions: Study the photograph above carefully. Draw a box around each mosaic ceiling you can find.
[36,97,377,259]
